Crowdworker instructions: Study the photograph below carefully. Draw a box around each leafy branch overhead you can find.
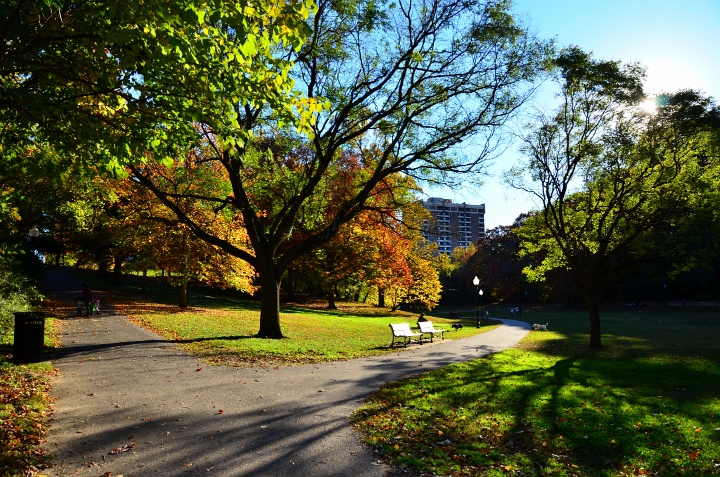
[1,0,320,172]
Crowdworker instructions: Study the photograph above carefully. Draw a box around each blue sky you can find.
[430,0,720,229]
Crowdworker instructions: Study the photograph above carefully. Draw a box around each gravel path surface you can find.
[41,268,530,477]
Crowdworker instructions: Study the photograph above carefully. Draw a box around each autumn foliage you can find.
[0,368,51,475]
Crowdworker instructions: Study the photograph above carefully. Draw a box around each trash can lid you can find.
[13,311,48,318]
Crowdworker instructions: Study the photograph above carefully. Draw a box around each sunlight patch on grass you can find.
[124,301,489,366]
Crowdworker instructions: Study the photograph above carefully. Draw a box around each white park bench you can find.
[418,321,446,342]
[389,323,423,348]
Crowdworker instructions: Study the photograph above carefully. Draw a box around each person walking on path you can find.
[41,268,530,477]
[80,283,93,317]
[75,297,84,317]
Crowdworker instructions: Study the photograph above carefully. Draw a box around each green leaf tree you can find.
[131,0,549,337]
[510,47,719,348]
[632,91,720,298]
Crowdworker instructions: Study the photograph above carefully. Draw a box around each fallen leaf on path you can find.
[109,442,135,455]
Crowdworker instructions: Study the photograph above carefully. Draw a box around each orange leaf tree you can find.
[117,155,256,307]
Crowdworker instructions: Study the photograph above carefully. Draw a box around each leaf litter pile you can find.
[0,367,53,475]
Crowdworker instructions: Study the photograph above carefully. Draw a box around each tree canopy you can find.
[1,0,319,174]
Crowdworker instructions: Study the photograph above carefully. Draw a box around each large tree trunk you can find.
[111,254,123,284]
[179,279,188,308]
[97,258,109,278]
[377,288,386,308]
[257,265,284,338]
[286,267,296,302]
[326,283,337,310]
[584,283,602,349]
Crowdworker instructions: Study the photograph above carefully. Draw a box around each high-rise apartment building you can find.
[421,198,485,254]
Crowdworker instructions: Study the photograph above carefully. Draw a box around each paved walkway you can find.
[41,268,530,477]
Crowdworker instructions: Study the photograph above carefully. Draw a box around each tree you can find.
[632,91,720,300]
[1,0,320,299]
[465,216,536,304]
[131,0,549,337]
[391,240,443,311]
[377,201,443,311]
[511,47,648,348]
[509,46,718,348]
[296,210,398,309]
[115,157,257,307]
[363,213,415,309]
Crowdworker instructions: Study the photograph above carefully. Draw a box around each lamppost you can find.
[28,225,39,273]
[473,276,480,327]
[479,289,484,324]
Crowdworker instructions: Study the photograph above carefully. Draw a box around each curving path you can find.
[41,268,530,477]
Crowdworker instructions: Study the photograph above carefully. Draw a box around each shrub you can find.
[0,260,43,340]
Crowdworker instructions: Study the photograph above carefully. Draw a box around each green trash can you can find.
[13,312,47,363]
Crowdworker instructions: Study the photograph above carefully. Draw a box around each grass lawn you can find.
[352,306,720,476]
[65,271,493,367]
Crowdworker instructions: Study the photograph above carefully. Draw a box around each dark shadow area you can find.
[54,333,258,359]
